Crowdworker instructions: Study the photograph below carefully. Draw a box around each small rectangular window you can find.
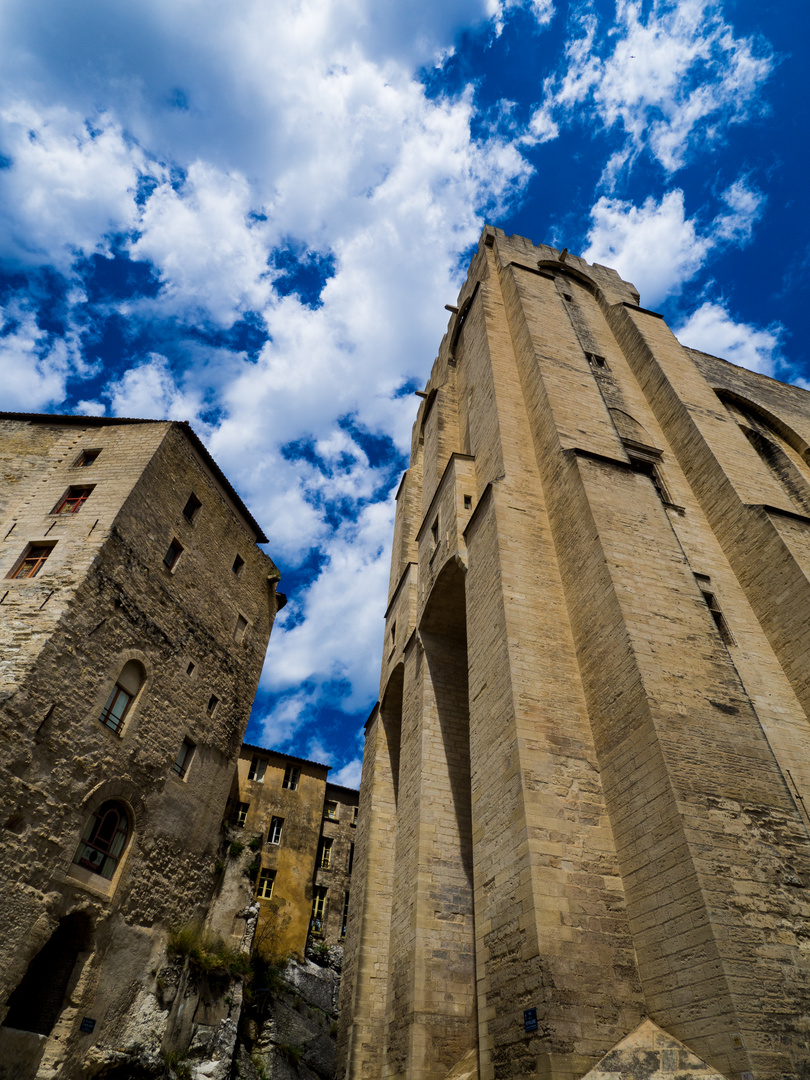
[186,661,195,676]
[164,539,183,570]
[390,621,396,647]
[248,755,267,783]
[74,449,100,467]
[53,486,94,515]
[351,806,358,827]
[100,684,133,735]
[269,816,284,845]
[257,868,275,899]
[325,801,338,820]
[431,518,438,546]
[232,554,244,575]
[234,614,248,643]
[10,543,55,579]
[282,765,300,791]
[207,694,220,717]
[183,493,202,522]
[172,738,195,779]
[234,802,250,827]
[586,352,609,370]
[341,892,350,937]
[311,886,327,934]
[348,842,354,874]
[463,494,472,510]
[319,838,333,869]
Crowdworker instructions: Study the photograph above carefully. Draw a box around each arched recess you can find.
[1,911,94,1036]
[716,390,810,515]
[380,663,403,808]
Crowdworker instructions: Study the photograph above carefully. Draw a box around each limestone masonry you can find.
[337,228,810,1080]
[0,414,284,1079]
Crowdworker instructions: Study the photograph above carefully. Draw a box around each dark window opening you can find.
[283,765,300,791]
[701,589,735,646]
[234,802,250,827]
[186,661,195,676]
[173,738,195,779]
[348,842,355,874]
[10,543,55,579]
[431,518,438,546]
[628,454,673,505]
[72,800,129,880]
[234,614,248,643]
[207,695,220,717]
[232,554,245,575]
[586,352,609,370]
[164,539,183,570]
[53,486,94,514]
[269,816,284,844]
[341,892,350,937]
[100,684,132,734]
[74,449,100,468]
[248,755,267,782]
[311,886,327,935]
[183,493,202,522]
[463,494,472,510]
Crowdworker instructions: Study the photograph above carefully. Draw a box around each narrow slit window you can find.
[257,868,275,899]
[268,816,284,844]
[172,738,195,779]
[390,621,396,647]
[53,486,94,514]
[248,755,267,783]
[348,842,354,874]
[10,543,55,579]
[234,614,248,643]
[463,494,472,510]
[341,892,350,937]
[233,802,250,827]
[282,765,300,791]
[232,554,244,575]
[586,352,609,370]
[183,493,202,523]
[164,539,183,570]
[186,661,195,676]
[351,805,358,827]
[207,695,220,717]
[701,590,735,646]
[431,517,438,546]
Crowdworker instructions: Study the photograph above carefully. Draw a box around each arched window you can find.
[72,800,129,880]
[100,660,145,735]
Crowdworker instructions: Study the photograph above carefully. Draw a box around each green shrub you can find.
[248,836,262,851]
[228,840,244,858]
[167,922,251,981]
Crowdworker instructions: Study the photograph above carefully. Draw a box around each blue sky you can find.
[1,0,807,787]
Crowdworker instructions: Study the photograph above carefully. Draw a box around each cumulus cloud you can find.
[0,299,82,410]
[533,0,773,179]
[674,301,782,376]
[583,178,764,305]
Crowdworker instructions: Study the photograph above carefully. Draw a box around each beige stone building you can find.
[338,229,810,1080]
[0,413,283,1079]
[231,744,358,958]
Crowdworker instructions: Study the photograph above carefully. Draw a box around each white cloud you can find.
[583,179,764,305]
[330,757,362,788]
[106,353,205,422]
[253,690,316,750]
[534,0,773,179]
[0,299,81,410]
[0,103,150,270]
[674,301,781,376]
[584,189,709,305]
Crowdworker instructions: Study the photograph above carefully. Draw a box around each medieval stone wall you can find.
[338,229,810,1080]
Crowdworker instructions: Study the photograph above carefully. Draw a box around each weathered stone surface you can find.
[338,228,810,1080]
[0,415,282,1079]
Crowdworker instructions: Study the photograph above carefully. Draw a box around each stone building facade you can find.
[231,744,358,958]
[337,229,810,1080]
[0,413,284,1079]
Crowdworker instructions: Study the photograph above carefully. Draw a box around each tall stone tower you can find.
[337,229,810,1080]
[0,414,283,1079]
